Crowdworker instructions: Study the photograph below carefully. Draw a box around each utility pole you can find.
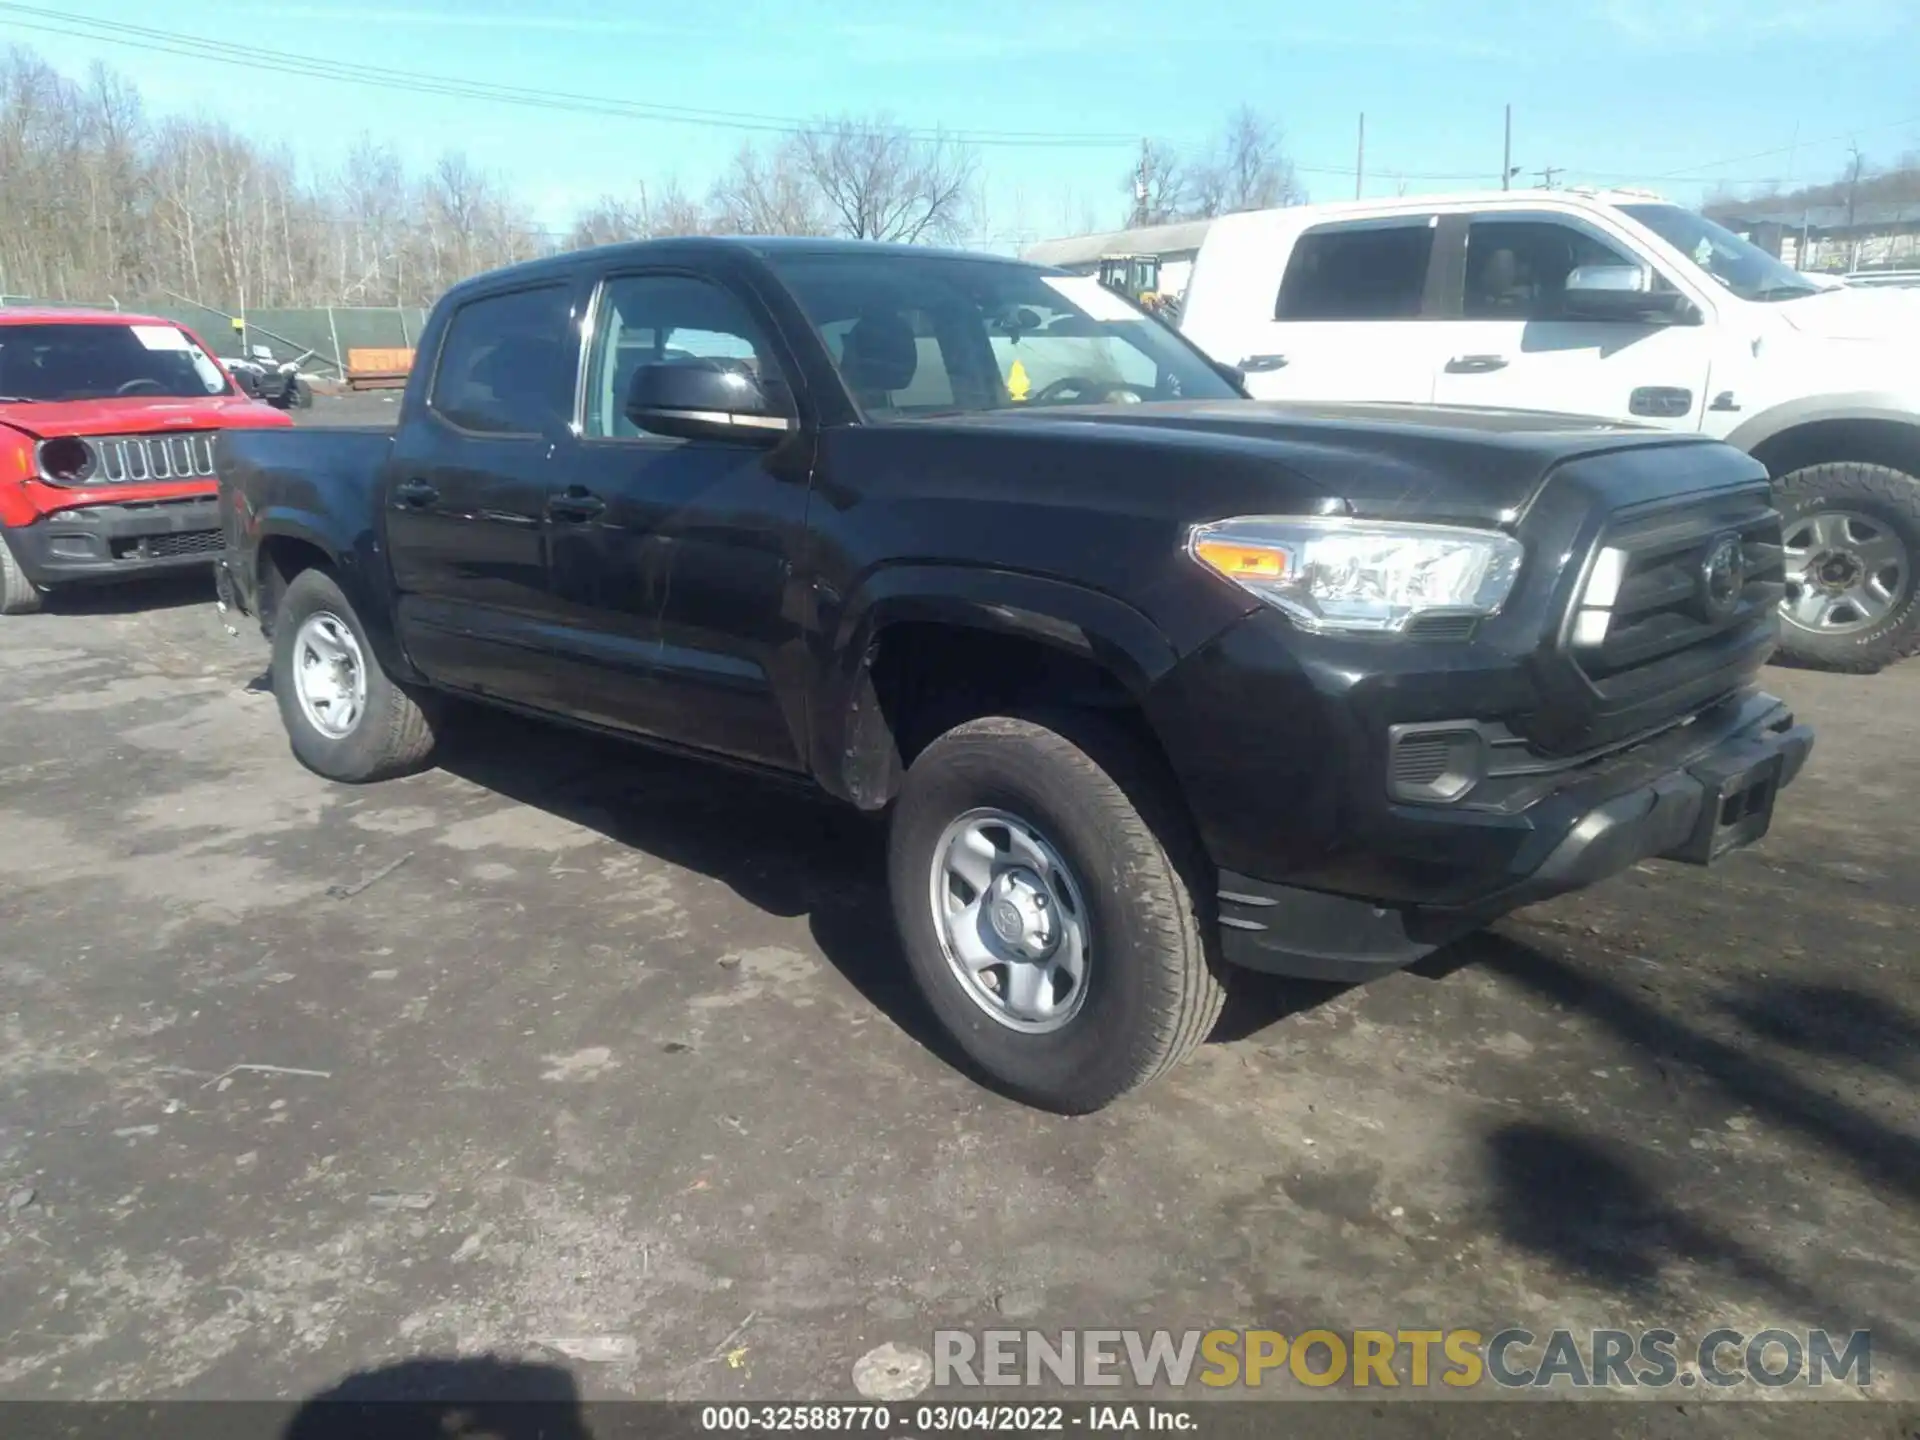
[1536,166,1561,190]
[1132,139,1150,228]
[1502,104,1512,190]
[1355,113,1366,200]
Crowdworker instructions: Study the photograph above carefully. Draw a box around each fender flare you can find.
[811,563,1181,806]
[1723,393,1920,459]
[249,507,420,684]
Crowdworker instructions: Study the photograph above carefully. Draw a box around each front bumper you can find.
[1215,691,1813,982]
[3,496,225,587]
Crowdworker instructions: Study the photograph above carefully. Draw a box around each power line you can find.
[0,4,1146,149]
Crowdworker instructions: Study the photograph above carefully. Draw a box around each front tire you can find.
[271,566,438,781]
[0,533,43,616]
[1774,462,1920,673]
[887,713,1226,1113]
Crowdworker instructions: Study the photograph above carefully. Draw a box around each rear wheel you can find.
[1774,462,1920,673]
[0,533,43,616]
[887,713,1226,1113]
[271,566,438,781]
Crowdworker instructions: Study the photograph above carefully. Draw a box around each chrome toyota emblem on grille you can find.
[1700,533,1746,620]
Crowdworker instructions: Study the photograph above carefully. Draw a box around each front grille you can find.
[143,529,223,558]
[85,433,217,484]
[1572,491,1783,703]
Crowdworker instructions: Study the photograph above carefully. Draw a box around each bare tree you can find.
[1188,107,1302,218]
[793,117,977,243]
[707,140,829,236]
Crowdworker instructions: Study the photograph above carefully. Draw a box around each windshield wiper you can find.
[0,395,39,403]
[1753,282,1821,302]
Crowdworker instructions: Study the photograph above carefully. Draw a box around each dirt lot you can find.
[2,425,1918,1425]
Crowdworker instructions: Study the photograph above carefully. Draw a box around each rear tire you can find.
[887,712,1226,1113]
[271,566,438,781]
[0,533,43,616]
[1773,462,1920,674]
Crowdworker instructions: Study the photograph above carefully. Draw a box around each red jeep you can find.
[0,308,294,616]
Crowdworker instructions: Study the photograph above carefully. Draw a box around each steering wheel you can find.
[115,378,166,397]
[1029,375,1144,406]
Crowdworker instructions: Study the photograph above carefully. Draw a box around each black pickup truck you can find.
[217,237,1813,1112]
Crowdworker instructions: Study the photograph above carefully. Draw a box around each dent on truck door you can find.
[541,270,812,769]
[387,283,574,704]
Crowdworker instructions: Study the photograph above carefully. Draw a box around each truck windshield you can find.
[0,322,233,402]
[1619,204,1822,303]
[762,250,1237,418]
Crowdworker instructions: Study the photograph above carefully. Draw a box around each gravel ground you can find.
[1,421,1917,1432]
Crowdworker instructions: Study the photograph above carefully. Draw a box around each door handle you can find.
[395,477,437,507]
[547,486,605,522]
[1239,354,1289,372]
[1445,354,1510,374]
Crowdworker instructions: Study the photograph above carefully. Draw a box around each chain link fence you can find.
[1,294,429,380]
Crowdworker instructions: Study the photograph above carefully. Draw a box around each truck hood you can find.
[1770,285,1920,342]
[924,399,1746,526]
[0,394,291,439]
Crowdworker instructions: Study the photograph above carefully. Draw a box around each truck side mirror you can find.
[625,359,792,444]
[1562,264,1698,323]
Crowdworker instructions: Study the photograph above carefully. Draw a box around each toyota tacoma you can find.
[216,238,1814,1112]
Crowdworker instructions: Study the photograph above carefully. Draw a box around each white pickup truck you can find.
[1178,189,1920,671]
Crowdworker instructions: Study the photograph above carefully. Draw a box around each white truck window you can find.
[1463,220,1637,320]
[1275,222,1434,321]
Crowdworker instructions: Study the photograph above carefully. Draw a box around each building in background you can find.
[1020,219,1215,303]
[1709,201,1920,274]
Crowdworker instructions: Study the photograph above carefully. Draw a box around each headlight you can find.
[35,436,96,485]
[1188,515,1525,635]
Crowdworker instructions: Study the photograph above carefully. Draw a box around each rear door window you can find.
[429,285,575,435]
[1275,222,1435,320]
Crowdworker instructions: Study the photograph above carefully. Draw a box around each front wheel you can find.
[271,566,439,781]
[887,713,1226,1113]
[0,533,43,616]
[1773,462,1920,673]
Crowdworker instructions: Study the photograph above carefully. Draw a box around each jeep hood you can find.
[0,394,290,440]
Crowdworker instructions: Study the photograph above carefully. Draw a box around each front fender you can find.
[810,563,1181,805]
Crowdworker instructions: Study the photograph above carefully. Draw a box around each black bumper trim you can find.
[1219,696,1814,983]
[4,497,223,586]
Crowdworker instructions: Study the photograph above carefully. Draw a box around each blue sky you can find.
[8,0,1920,249]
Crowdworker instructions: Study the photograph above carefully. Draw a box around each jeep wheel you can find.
[272,566,438,781]
[1774,463,1920,673]
[0,533,43,616]
[887,713,1226,1113]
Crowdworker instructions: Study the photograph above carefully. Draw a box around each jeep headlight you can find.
[1189,516,1525,635]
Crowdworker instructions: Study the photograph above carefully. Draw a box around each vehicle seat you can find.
[472,336,565,431]
[838,312,918,411]
[1474,247,1528,315]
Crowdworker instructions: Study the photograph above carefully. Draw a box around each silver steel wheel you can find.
[1781,508,1911,635]
[291,610,368,739]
[928,807,1090,1035]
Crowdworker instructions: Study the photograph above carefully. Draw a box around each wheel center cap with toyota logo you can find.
[1699,533,1746,620]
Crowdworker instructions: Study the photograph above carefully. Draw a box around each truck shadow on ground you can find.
[1470,933,1920,1370]
[433,704,955,1067]
[430,703,1348,1076]
[281,1356,591,1440]
[37,571,215,616]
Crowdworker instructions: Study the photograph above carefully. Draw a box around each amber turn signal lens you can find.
[1194,539,1287,581]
